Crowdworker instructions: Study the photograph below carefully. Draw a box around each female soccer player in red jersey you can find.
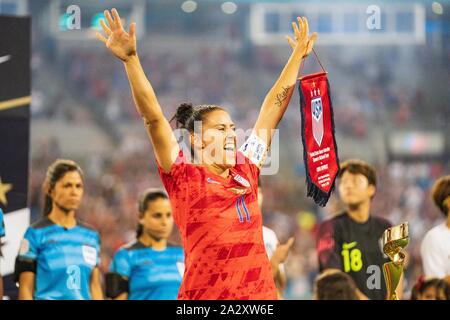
[97,8,317,300]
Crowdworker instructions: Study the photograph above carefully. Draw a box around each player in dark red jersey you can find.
[96,8,317,299]
[316,160,402,300]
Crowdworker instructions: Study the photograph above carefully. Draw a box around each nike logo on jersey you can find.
[206,178,221,185]
[228,187,247,195]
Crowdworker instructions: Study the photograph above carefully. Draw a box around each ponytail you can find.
[170,102,223,132]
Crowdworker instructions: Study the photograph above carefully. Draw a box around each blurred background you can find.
[1,0,449,299]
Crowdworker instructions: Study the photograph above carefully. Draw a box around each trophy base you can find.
[383,262,403,300]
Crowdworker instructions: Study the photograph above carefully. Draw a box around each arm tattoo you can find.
[275,86,292,107]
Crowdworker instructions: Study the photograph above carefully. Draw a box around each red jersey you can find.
[158,149,277,300]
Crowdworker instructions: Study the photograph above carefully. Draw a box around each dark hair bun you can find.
[174,102,194,128]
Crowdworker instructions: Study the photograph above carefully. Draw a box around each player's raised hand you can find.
[286,17,317,59]
[96,8,137,62]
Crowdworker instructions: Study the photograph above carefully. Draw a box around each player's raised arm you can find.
[96,8,179,172]
[252,17,317,149]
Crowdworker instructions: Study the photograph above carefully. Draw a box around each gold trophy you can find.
[382,222,409,300]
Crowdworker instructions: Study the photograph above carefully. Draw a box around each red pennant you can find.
[298,58,340,206]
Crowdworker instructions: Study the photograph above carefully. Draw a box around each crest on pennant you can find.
[311,96,324,147]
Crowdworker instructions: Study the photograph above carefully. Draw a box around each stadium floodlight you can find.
[221,2,238,15]
[432,2,443,15]
[181,1,198,14]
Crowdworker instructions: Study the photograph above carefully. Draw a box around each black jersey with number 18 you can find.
[316,212,392,300]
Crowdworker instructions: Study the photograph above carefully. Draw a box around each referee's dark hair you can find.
[431,175,450,217]
[338,159,377,187]
[42,159,84,216]
[136,188,169,237]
